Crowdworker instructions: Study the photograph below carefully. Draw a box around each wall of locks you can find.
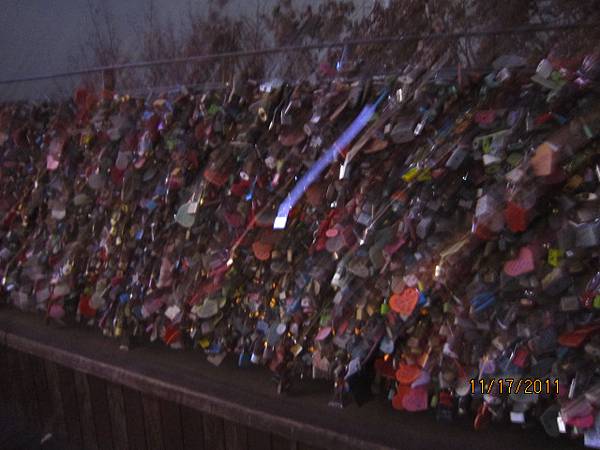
[1,47,600,446]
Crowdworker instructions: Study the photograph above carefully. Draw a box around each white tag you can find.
[506,167,525,184]
[584,413,600,448]
[483,154,502,166]
[187,201,198,214]
[345,357,361,379]
[536,59,553,79]
[165,305,181,321]
[379,336,394,354]
[51,208,66,220]
[207,353,227,367]
[403,274,418,287]
[510,411,525,423]
[557,414,567,433]
[273,215,287,230]
[339,160,348,179]
[584,430,600,449]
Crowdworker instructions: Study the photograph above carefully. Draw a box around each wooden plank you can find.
[160,399,184,450]
[299,444,323,450]
[203,414,226,450]
[2,308,578,450]
[87,374,115,450]
[56,364,84,449]
[29,354,53,436]
[5,348,26,422]
[271,433,297,450]
[223,420,248,450]
[122,386,147,450]
[181,405,205,450]
[106,382,129,450]
[44,359,68,441]
[17,352,42,432]
[0,344,13,414]
[247,425,272,450]
[142,395,164,450]
[73,370,99,450]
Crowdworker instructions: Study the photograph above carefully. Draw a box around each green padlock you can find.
[380,301,390,315]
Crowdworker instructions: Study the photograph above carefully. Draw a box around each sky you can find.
[0,0,372,101]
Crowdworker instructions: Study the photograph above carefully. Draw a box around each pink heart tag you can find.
[474,110,496,126]
[504,246,535,277]
[46,154,59,170]
[402,387,429,412]
[566,413,595,428]
[315,326,332,341]
[49,303,65,320]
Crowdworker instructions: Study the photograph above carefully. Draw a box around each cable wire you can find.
[0,22,597,85]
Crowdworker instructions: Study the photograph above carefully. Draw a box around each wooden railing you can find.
[0,308,580,450]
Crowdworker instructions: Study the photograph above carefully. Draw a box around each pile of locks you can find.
[1,49,600,445]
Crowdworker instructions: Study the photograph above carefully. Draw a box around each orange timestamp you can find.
[470,378,559,395]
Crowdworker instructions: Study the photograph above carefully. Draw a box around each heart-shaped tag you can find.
[402,387,429,412]
[49,303,65,319]
[390,287,419,316]
[504,246,535,277]
[175,203,195,228]
[391,385,410,410]
[315,326,332,341]
[395,364,422,384]
[78,295,97,318]
[46,154,59,170]
[197,299,219,319]
[531,141,558,176]
[252,241,272,261]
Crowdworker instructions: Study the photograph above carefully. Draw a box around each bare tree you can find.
[69,0,600,94]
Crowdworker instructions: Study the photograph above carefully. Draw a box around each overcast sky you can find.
[0,0,372,101]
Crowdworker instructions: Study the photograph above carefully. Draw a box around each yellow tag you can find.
[417,168,432,182]
[356,307,363,321]
[482,137,491,154]
[290,344,303,357]
[82,134,93,146]
[548,248,562,267]
[366,304,375,316]
[198,338,210,349]
[402,167,421,182]
[564,175,583,191]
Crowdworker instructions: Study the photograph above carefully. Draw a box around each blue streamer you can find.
[273,91,387,230]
